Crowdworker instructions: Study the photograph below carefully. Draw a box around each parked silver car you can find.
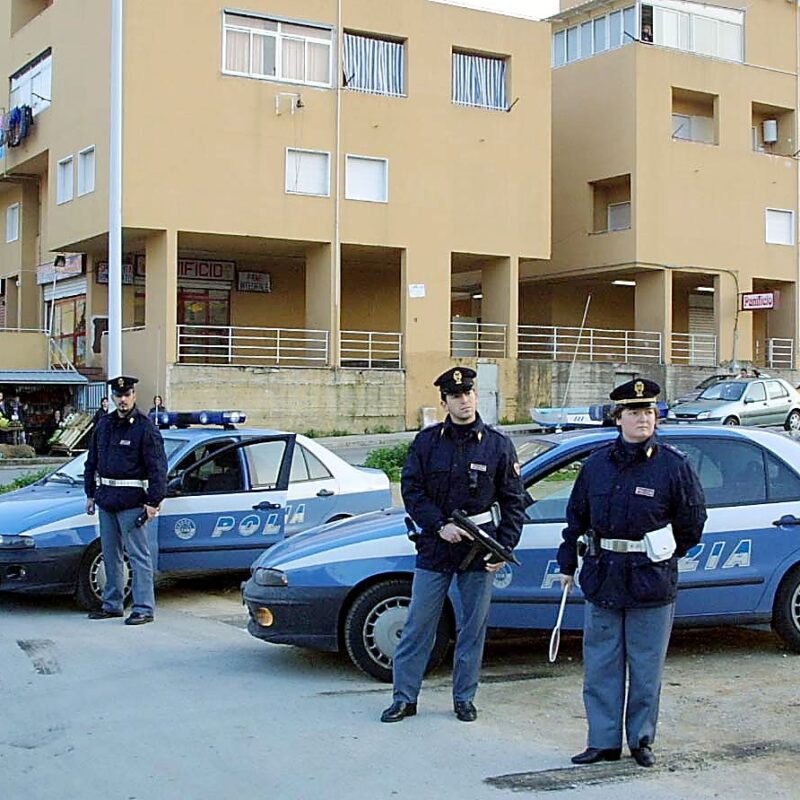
[666,377,800,429]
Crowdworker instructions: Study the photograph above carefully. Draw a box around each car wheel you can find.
[74,540,132,611]
[773,566,800,652]
[343,579,452,682]
[785,410,800,432]
[723,416,739,426]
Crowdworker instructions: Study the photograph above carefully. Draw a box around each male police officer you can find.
[84,375,167,625]
[558,378,706,767]
[380,367,526,723]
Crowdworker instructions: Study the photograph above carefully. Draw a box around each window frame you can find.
[77,145,96,197]
[5,203,20,243]
[9,50,52,116]
[284,147,331,198]
[607,200,631,232]
[221,11,333,88]
[451,49,508,112]
[342,31,406,97]
[56,156,74,205]
[765,208,796,246]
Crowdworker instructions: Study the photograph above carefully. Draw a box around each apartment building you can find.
[0,0,551,430]
[530,0,800,377]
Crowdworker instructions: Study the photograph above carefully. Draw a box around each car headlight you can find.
[252,567,288,587]
[696,411,710,420]
[0,534,34,549]
[667,410,676,419]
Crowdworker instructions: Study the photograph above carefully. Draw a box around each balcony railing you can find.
[177,325,329,368]
[340,330,402,369]
[450,321,506,358]
[671,333,717,366]
[767,338,794,369]
[518,325,662,363]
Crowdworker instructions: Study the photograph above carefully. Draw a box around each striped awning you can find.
[0,370,88,385]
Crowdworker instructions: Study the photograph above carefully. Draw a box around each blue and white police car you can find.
[0,411,391,610]
[244,425,800,682]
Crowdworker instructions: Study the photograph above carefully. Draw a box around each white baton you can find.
[548,583,570,663]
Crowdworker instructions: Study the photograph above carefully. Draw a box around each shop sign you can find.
[96,258,145,286]
[36,253,85,285]
[178,259,235,282]
[237,271,271,293]
[740,291,777,311]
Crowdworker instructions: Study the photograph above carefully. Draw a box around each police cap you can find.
[107,375,139,395]
[609,378,660,409]
[434,367,476,396]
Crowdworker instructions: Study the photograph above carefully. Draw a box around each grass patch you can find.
[364,443,411,483]
[0,468,50,495]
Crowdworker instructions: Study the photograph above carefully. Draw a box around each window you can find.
[608,201,631,231]
[345,155,388,203]
[222,12,332,86]
[553,6,634,66]
[77,146,95,196]
[766,451,800,502]
[766,209,795,246]
[290,445,332,483]
[623,6,636,42]
[452,50,507,111]
[672,88,716,145]
[566,27,578,61]
[552,30,566,67]
[524,454,591,522]
[745,382,767,403]
[9,50,52,115]
[343,32,405,96]
[609,11,623,48]
[766,381,789,400]
[285,148,330,197]
[5,203,20,243]
[580,22,593,58]
[56,157,73,204]
[245,440,290,489]
[593,17,607,53]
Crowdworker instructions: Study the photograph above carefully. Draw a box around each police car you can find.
[0,412,391,610]
[243,425,800,682]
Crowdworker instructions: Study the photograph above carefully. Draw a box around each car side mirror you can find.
[166,475,184,497]
[743,396,754,404]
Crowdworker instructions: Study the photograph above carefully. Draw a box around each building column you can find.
[141,229,178,400]
[481,256,518,358]
[634,269,671,364]
[18,182,40,330]
[716,273,750,366]
[401,245,452,429]
[305,243,338,366]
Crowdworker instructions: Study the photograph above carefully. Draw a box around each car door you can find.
[285,442,341,533]
[669,434,800,618]
[765,380,792,426]
[157,434,295,574]
[741,381,769,426]
[487,445,598,633]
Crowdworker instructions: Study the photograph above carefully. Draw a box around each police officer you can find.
[380,367,526,723]
[558,378,706,767]
[84,375,168,625]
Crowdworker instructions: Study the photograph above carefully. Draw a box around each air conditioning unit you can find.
[763,119,779,144]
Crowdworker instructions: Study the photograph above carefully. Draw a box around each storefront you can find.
[38,255,87,367]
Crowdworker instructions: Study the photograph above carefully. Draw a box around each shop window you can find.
[672,88,717,145]
[345,155,388,203]
[766,209,795,246]
[591,174,631,233]
[452,50,507,111]
[50,295,87,366]
[222,12,332,87]
[343,32,405,96]
[6,203,20,243]
[285,148,330,196]
[57,156,73,204]
[78,146,95,196]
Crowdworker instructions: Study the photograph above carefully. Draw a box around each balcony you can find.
[518,325,662,363]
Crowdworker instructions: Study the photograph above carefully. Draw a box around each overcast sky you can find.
[432,0,561,19]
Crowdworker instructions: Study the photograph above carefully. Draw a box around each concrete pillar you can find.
[401,245,452,429]
[717,272,750,366]
[18,182,40,330]
[481,256,518,358]
[4,276,20,328]
[142,229,178,399]
[634,269,671,363]
[305,243,338,366]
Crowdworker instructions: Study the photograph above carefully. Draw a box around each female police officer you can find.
[557,379,706,767]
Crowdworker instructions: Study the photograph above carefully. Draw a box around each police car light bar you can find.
[148,411,247,428]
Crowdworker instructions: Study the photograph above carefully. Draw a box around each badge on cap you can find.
[117,377,125,389]
[634,380,645,398]
[453,370,462,385]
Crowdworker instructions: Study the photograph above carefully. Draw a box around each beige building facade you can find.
[0,0,551,430]
[533,0,800,375]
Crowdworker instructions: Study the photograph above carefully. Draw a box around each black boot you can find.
[380,701,417,723]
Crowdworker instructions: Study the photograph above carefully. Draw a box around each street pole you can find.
[108,0,123,380]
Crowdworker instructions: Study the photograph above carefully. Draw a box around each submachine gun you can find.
[450,509,521,570]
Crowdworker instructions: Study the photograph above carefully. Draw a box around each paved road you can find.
[1,581,795,800]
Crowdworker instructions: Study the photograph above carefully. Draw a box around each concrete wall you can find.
[0,331,47,368]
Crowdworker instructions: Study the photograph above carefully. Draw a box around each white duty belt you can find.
[466,503,501,527]
[600,537,646,553]
[98,478,149,489]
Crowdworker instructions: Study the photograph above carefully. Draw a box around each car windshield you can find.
[697,375,732,391]
[699,382,746,402]
[517,439,557,465]
[44,436,187,483]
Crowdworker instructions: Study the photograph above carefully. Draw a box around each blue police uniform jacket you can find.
[84,407,168,512]
[557,434,706,609]
[401,414,526,572]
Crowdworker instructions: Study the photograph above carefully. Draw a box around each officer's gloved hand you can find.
[439,522,472,544]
